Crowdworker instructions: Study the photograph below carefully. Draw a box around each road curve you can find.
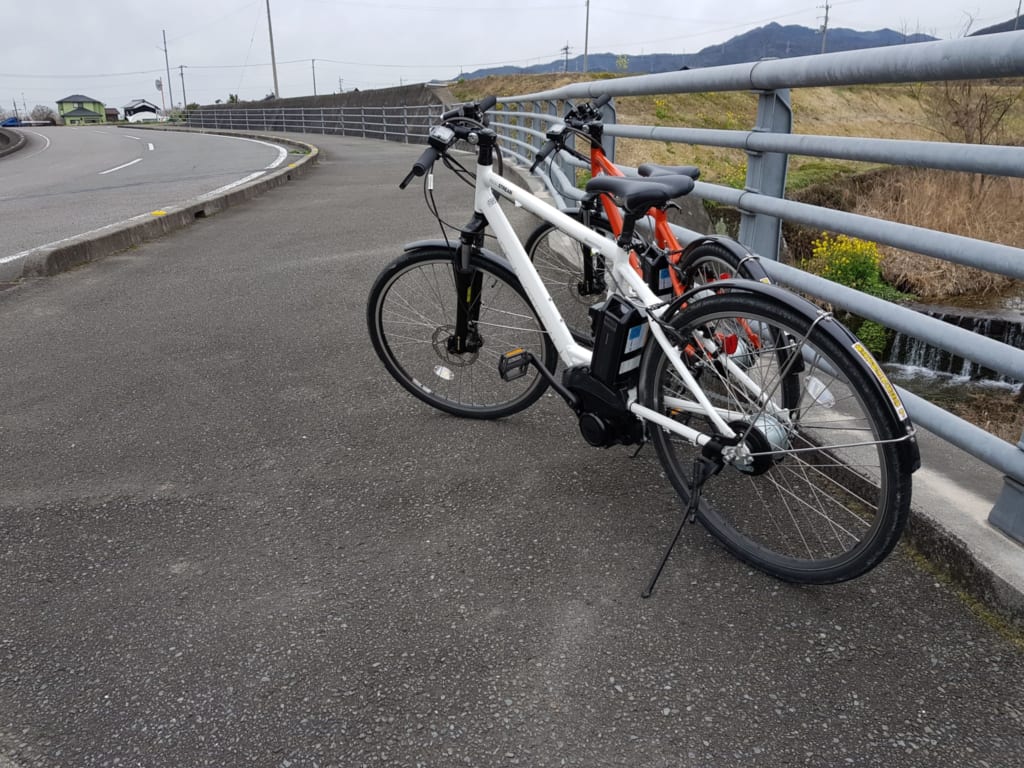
[0,126,316,282]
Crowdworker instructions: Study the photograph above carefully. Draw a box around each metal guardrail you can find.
[186,104,444,142]
[185,31,1024,542]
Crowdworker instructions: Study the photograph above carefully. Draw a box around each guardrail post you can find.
[602,98,617,164]
[990,435,1024,543]
[403,106,409,143]
[737,87,791,260]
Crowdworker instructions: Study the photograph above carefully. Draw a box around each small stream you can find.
[882,299,1024,392]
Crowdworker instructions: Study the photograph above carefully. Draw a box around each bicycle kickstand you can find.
[642,449,723,598]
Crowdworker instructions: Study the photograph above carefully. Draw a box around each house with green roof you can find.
[56,94,106,125]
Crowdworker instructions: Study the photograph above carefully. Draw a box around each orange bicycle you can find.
[524,95,769,344]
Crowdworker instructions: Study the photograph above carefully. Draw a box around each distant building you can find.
[105,107,120,122]
[56,94,106,125]
[124,99,160,122]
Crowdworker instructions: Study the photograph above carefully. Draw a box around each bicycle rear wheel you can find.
[676,238,767,290]
[523,211,615,345]
[367,248,556,419]
[639,292,914,584]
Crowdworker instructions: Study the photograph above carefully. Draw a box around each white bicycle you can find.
[366,97,920,594]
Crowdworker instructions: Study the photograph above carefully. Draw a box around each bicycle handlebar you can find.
[441,95,498,123]
[530,138,559,172]
[399,145,441,189]
[399,99,500,188]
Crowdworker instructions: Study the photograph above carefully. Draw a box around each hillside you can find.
[461,22,937,78]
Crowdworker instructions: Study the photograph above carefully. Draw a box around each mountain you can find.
[459,22,938,79]
[970,16,1023,35]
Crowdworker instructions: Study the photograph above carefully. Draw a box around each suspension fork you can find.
[450,213,488,355]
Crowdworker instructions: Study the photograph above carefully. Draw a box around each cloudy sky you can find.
[1,0,1019,114]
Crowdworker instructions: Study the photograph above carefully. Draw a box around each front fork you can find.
[450,213,488,355]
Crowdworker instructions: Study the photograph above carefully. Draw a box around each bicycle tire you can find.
[639,292,913,584]
[367,247,556,419]
[523,211,616,345]
[676,238,767,291]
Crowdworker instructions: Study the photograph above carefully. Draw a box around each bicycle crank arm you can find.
[499,349,580,411]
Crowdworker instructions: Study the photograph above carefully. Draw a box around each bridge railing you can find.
[186,31,1024,542]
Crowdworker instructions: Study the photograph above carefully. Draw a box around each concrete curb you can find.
[8,127,319,281]
[0,127,27,158]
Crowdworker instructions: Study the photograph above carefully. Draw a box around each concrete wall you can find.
[0,127,26,158]
[197,83,454,111]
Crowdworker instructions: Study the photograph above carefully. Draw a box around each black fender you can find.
[661,277,919,469]
[402,239,514,272]
[678,236,772,284]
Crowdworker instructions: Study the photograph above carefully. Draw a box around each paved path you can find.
[1,135,1022,768]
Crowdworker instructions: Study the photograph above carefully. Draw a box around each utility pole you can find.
[561,42,572,73]
[1016,0,1022,31]
[266,0,280,98]
[179,65,189,111]
[819,1,831,54]
[162,30,175,109]
[583,0,590,73]
[311,59,317,96]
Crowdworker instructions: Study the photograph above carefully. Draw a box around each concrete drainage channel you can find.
[0,127,319,284]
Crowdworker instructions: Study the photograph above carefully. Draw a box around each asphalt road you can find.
[0,134,1022,768]
[0,126,288,261]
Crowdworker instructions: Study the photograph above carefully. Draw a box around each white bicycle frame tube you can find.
[472,160,736,446]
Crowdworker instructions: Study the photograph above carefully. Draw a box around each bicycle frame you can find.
[471,156,741,449]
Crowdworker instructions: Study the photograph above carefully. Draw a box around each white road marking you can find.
[22,130,51,159]
[206,133,289,169]
[98,158,142,175]
[148,143,155,151]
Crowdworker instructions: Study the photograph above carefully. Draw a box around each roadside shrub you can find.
[802,233,913,356]
[804,233,909,302]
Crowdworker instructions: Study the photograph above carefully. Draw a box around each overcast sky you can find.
[1,0,1020,114]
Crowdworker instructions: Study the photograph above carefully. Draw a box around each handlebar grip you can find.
[441,96,499,122]
[399,145,440,189]
[529,140,557,172]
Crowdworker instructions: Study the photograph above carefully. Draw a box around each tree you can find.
[228,93,240,103]
[30,104,56,123]
[616,54,629,72]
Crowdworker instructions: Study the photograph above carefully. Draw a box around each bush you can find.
[802,233,914,357]
[804,233,910,302]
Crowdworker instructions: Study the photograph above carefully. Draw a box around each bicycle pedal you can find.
[498,348,531,381]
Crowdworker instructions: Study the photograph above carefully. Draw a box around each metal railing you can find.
[186,104,444,143]
[186,31,1024,542]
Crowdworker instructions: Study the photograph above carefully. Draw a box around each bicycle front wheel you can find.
[367,248,556,419]
[639,292,914,584]
[524,212,616,345]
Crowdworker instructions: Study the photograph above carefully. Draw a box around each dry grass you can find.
[855,169,1024,298]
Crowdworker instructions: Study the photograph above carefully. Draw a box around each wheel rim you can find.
[652,304,896,573]
[375,258,548,414]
